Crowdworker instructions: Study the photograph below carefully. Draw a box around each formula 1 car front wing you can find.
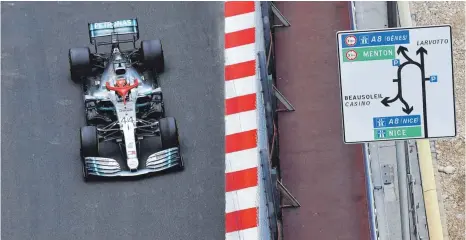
[84,147,182,177]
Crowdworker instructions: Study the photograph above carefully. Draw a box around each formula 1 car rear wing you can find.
[88,19,140,51]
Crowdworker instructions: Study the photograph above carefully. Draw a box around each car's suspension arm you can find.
[136,119,159,138]
[96,119,160,142]
[96,121,121,142]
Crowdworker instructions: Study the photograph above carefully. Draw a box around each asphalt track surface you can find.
[1,2,225,240]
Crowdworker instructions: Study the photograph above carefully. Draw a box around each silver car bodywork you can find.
[82,47,182,177]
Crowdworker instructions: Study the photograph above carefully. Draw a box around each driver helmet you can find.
[115,78,127,87]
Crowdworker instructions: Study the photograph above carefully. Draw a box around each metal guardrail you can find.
[258,50,274,143]
[257,3,280,240]
[257,2,298,240]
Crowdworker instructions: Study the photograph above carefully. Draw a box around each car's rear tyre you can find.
[80,126,99,181]
[141,40,165,74]
[69,47,91,83]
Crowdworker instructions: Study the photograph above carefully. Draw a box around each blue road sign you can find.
[373,115,422,128]
[341,30,410,48]
[430,75,438,83]
[392,59,400,66]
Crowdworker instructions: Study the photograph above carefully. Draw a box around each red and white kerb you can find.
[224,1,259,239]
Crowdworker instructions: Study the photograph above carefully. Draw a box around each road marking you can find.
[225,148,258,173]
[225,43,256,65]
[225,93,256,115]
[225,129,257,154]
[225,1,255,17]
[224,1,259,238]
[226,167,258,192]
[226,186,259,213]
[225,28,255,48]
[225,110,257,135]
[225,75,256,99]
[225,60,256,81]
[226,226,259,240]
[225,12,255,34]
[225,207,258,233]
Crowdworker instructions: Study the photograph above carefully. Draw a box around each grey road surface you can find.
[1,2,225,240]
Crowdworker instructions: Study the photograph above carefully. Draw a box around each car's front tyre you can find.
[159,117,179,149]
[159,117,184,171]
[69,47,91,84]
[141,40,165,74]
[80,126,99,181]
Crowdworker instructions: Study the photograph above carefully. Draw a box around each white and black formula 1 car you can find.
[69,19,184,181]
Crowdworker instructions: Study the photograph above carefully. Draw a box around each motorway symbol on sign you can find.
[336,25,456,143]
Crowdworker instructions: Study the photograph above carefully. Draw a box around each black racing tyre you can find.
[80,126,99,158]
[159,117,179,149]
[80,126,99,181]
[69,47,91,83]
[141,40,165,73]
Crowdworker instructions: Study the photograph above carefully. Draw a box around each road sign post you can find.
[336,25,456,144]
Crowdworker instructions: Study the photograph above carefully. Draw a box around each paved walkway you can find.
[273,2,370,239]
